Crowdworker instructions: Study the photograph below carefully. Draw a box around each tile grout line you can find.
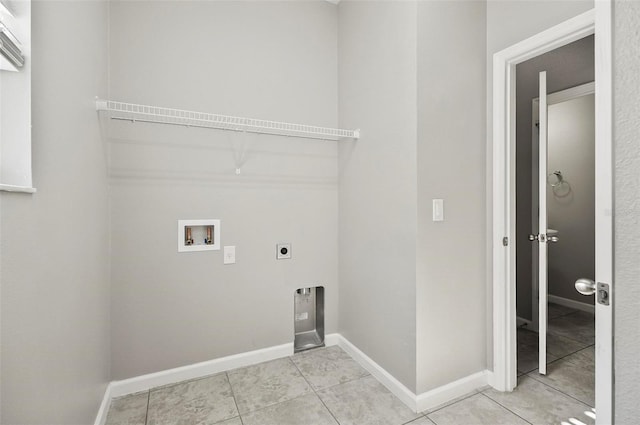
[547,343,596,366]
[288,356,342,425]
[229,357,338,420]
[518,342,594,375]
[478,391,534,425]
[421,391,479,417]
[524,372,595,408]
[547,329,594,346]
[144,390,150,425]
[225,371,245,425]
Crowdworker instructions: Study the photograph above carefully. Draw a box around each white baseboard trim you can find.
[335,335,491,413]
[415,370,490,412]
[93,382,113,425]
[95,334,340,424]
[516,316,533,328]
[109,341,298,398]
[334,335,417,411]
[549,294,595,314]
[95,333,492,420]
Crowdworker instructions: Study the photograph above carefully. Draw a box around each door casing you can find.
[490,4,613,424]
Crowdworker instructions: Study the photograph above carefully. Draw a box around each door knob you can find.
[548,235,559,243]
[575,278,596,296]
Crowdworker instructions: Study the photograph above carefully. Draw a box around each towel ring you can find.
[547,171,564,188]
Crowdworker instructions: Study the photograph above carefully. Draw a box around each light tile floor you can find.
[106,306,595,425]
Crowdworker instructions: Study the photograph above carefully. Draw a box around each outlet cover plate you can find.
[224,246,236,264]
[276,243,291,260]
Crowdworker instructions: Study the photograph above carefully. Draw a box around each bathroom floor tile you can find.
[527,357,595,406]
[105,392,148,425]
[564,345,595,369]
[317,375,420,425]
[518,327,587,358]
[517,345,558,375]
[548,311,595,345]
[291,345,369,390]
[147,373,238,425]
[241,393,337,425]
[547,303,578,319]
[427,393,529,425]
[484,376,594,425]
[227,357,312,414]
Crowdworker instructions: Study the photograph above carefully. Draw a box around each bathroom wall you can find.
[515,36,595,321]
[0,1,110,423]
[485,0,594,366]
[415,0,487,394]
[613,0,640,421]
[109,1,340,379]
[547,94,595,303]
[337,0,418,392]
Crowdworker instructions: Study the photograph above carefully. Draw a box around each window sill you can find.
[0,184,36,193]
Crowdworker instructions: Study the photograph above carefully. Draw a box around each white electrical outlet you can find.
[224,246,236,264]
[276,243,291,260]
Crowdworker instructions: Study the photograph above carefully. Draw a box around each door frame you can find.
[491,4,613,424]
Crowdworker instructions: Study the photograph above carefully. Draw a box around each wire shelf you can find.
[96,99,360,141]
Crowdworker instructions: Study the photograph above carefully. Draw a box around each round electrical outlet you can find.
[276,243,291,259]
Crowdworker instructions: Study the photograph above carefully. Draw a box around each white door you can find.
[594,16,613,420]
[537,71,548,375]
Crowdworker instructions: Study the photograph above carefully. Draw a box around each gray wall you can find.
[0,1,110,423]
[515,36,595,320]
[613,1,640,421]
[547,94,595,303]
[337,0,418,392]
[109,1,340,379]
[416,0,487,394]
[485,0,594,365]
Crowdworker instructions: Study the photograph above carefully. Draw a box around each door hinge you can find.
[502,236,509,246]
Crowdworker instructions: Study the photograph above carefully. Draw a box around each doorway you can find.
[516,62,596,410]
[491,6,613,425]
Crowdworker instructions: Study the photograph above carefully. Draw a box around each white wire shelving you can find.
[96,99,360,141]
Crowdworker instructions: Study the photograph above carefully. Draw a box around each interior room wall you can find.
[514,36,595,321]
[415,0,487,394]
[337,0,418,392]
[0,1,110,423]
[613,0,640,421]
[0,0,31,188]
[547,94,595,303]
[485,0,594,366]
[108,0,340,379]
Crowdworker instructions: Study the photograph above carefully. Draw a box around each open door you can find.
[537,71,548,375]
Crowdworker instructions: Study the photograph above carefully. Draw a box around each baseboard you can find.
[98,334,340,416]
[516,316,533,328]
[335,335,491,413]
[93,382,113,425]
[548,294,595,314]
[110,341,299,398]
[334,335,417,411]
[415,370,490,412]
[95,333,492,419]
